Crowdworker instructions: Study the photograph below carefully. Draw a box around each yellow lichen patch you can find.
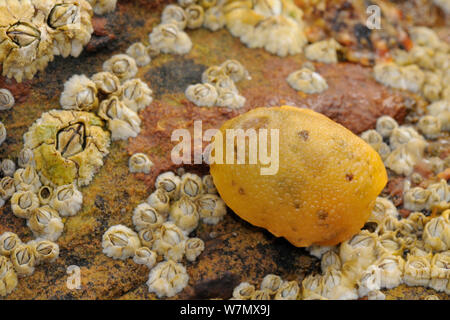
[210,106,387,246]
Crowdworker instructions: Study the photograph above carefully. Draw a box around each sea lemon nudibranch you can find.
[210,106,388,247]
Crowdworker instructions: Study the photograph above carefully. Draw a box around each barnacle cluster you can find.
[232,274,300,300]
[129,153,153,174]
[0,0,94,82]
[0,231,59,296]
[185,59,249,108]
[286,68,328,94]
[0,88,14,111]
[102,170,227,298]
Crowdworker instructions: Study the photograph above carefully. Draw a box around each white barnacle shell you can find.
[87,0,118,15]
[301,273,326,300]
[0,89,14,110]
[185,237,205,262]
[13,166,42,193]
[203,6,225,31]
[418,115,441,139]
[11,191,39,219]
[126,42,151,67]
[132,203,164,231]
[201,65,226,84]
[196,193,227,225]
[376,231,404,257]
[146,44,161,58]
[149,23,192,55]
[361,129,383,147]
[0,256,18,297]
[0,232,22,257]
[185,4,205,29]
[321,250,342,273]
[357,265,381,298]
[10,243,36,277]
[50,184,82,217]
[119,79,153,113]
[376,115,398,138]
[102,225,141,260]
[185,83,218,107]
[305,39,342,64]
[169,196,199,234]
[339,230,378,268]
[369,197,398,224]
[403,187,432,212]
[0,121,6,146]
[103,54,138,82]
[422,71,442,102]
[91,72,121,96]
[385,139,427,176]
[146,188,171,217]
[133,247,157,269]
[37,186,53,205]
[129,153,153,174]
[286,68,328,94]
[202,174,217,194]
[155,171,181,200]
[212,75,238,93]
[305,245,336,259]
[423,216,449,252]
[409,26,441,49]
[232,282,255,300]
[60,74,99,111]
[27,206,64,242]
[274,280,300,300]
[220,59,250,83]
[401,65,426,93]
[1,159,16,177]
[376,254,405,289]
[152,222,187,261]
[178,0,197,7]
[31,239,59,264]
[146,260,189,298]
[367,290,386,300]
[17,148,34,168]
[404,254,431,287]
[138,228,157,248]
[320,269,357,300]
[428,100,450,132]
[389,126,423,150]
[180,173,203,199]
[251,289,271,300]
[162,4,188,30]
[216,88,246,109]
[379,215,400,235]
[0,176,15,201]
[430,252,450,292]
[427,180,450,206]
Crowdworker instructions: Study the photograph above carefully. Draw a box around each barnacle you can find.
[203,6,225,31]
[0,176,15,202]
[185,83,218,107]
[202,174,217,194]
[146,188,171,217]
[212,75,238,93]
[13,165,42,193]
[98,96,141,141]
[428,100,450,132]
[146,260,189,298]
[321,250,342,273]
[201,65,226,85]
[339,231,378,269]
[369,197,398,224]
[11,190,39,219]
[361,129,383,147]
[389,127,423,150]
[418,115,441,139]
[251,289,271,300]
[17,148,34,168]
[1,159,15,177]
[133,247,157,269]
[304,39,342,64]
[224,4,264,39]
[427,179,450,204]
[305,245,336,259]
[0,88,14,110]
[274,280,300,300]
[373,63,425,93]
[185,237,205,262]
[37,185,53,205]
[169,196,199,234]
[50,184,83,217]
[409,27,441,49]
[196,193,227,225]
[91,72,121,96]
[149,23,192,55]
[357,265,381,297]
[178,0,197,8]
[320,269,357,300]
[0,256,18,297]
[367,290,385,300]
[385,139,427,176]
[152,222,187,261]
[260,274,283,295]
[10,243,36,276]
[23,110,110,186]
[186,4,204,29]
[155,171,181,200]
[220,59,250,83]
[132,203,164,231]
[102,225,141,260]
[126,42,151,67]
[119,79,153,113]
[129,153,153,174]
[0,121,6,146]
[301,274,326,300]
[161,5,188,30]
[422,72,442,101]
[31,239,59,264]
[404,254,431,287]
[180,173,203,199]
[232,282,255,300]
[60,75,98,111]
[86,0,117,15]
[47,0,94,58]
[286,68,328,94]
[138,228,156,248]
[103,54,138,82]
[424,294,440,300]
[27,206,64,241]
[429,252,450,292]
[0,232,22,256]
[376,255,405,289]
[376,232,404,256]
[375,115,398,138]
[216,88,246,109]
[423,216,449,252]
[403,187,433,212]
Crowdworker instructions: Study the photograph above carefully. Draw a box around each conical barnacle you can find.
[373,63,424,93]
[385,139,427,176]
[423,216,449,252]
[212,74,238,93]
[149,23,192,55]
[301,273,326,300]
[1,159,16,177]
[216,88,246,109]
[0,256,18,297]
[146,259,189,298]
[321,250,342,273]
[133,247,157,269]
[47,0,94,58]
[260,274,283,295]
[178,0,198,8]
[252,0,282,16]
[376,115,399,138]
[37,185,53,205]
[11,190,39,219]
[185,237,205,262]
[17,148,34,168]
[361,129,383,148]
[376,254,405,289]
[155,171,181,200]
[185,4,204,29]
[305,39,342,64]
[86,0,117,15]
[223,3,263,39]
[196,193,227,225]
[0,232,22,257]
[232,282,255,300]
[428,100,450,132]
[339,230,378,268]
[119,79,153,113]
[203,5,225,31]
[13,165,42,193]
[376,231,404,257]
[126,42,151,67]
[132,203,164,231]
[0,176,15,201]
[23,110,110,186]
[146,188,171,217]
[60,74,98,111]
[403,187,432,212]
[367,290,386,300]
[10,243,36,277]
[286,68,328,94]
[129,153,153,174]
[305,245,336,259]
[169,196,199,234]
[427,179,450,205]
[50,184,82,217]
[389,127,423,150]
[0,88,14,110]
[27,206,64,241]
[102,225,141,260]
[404,254,432,287]
[422,72,442,102]
[31,239,59,264]
[152,222,187,261]
[146,44,161,58]
[250,289,271,300]
[202,174,217,194]
[379,215,400,235]
[162,4,188,30]
[138,228,157,248]
[320,269,357,300]
[418,115,441,139]
[91,72,121,96]
[185,83,218,107]
[274,280,300,300]
[180,173,203,199]
[103,54,138,82]
[0,121,6,146]
[220,59,250,83]
[409,26,441,49]
[369,197,398,224]
[201,65,226,84]
[97,96,141,141]
[357,265,381,298]
[429,252,450,292]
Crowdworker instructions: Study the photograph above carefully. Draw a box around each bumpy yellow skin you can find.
[211,106,387,246]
